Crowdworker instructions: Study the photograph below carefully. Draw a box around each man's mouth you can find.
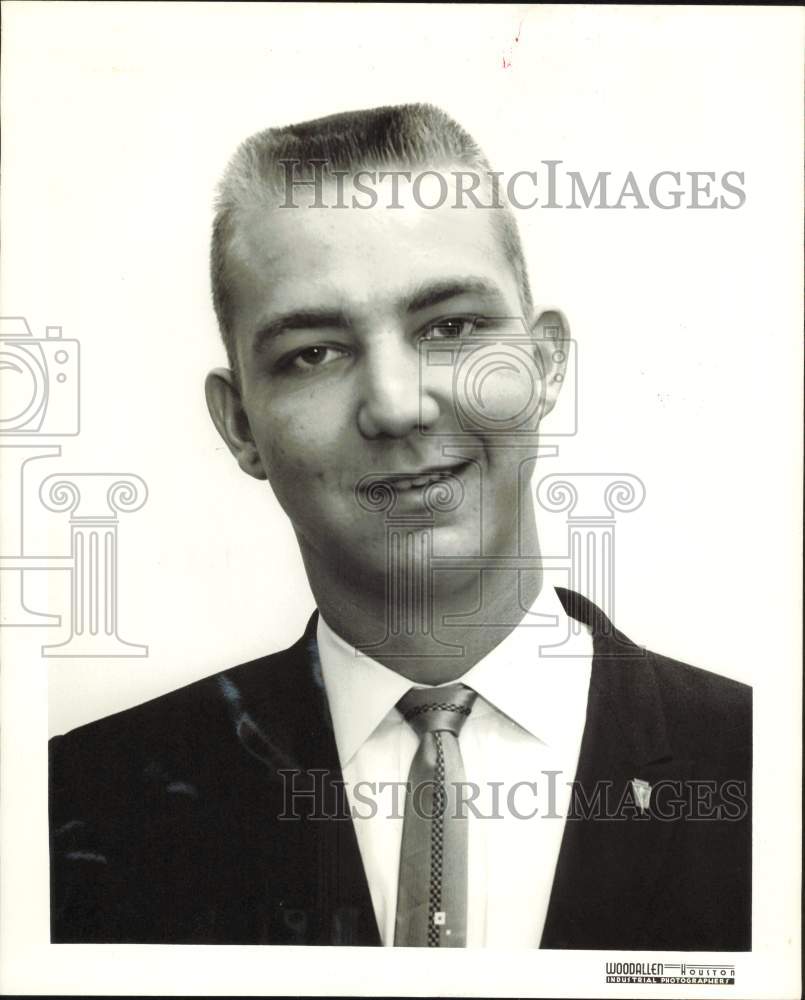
[382,462,470,492]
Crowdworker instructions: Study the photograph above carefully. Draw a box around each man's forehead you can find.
[227,172,519,317]
[235,171,506,246]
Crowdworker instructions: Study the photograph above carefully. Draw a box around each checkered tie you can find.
[393,683,478,947]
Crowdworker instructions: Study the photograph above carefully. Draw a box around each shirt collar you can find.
[317,585,592,768]
[317,618,412,767]
[458,585,592,751]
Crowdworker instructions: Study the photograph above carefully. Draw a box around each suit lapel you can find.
[540,588,688,949]
[221,615,381,946]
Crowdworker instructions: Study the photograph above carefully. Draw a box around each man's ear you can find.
[204,368,268,480]
[530,307,571,420]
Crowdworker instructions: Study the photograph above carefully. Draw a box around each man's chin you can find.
[329,524,480,585]
[426,519,483,560]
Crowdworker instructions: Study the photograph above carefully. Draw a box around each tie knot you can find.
[397,683,477,738]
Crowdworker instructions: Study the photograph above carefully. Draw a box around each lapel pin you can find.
[632,778,652,814]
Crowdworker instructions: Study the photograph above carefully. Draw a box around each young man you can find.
[50,104,751,949]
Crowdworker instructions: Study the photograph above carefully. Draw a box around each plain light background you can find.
[1,3,801,998]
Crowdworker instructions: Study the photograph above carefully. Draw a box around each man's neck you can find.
[301,535,545,686]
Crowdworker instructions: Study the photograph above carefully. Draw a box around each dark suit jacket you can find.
[49,588,751,948]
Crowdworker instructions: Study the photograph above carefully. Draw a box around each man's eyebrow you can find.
[405,278,505,314]
[250,279,504,352]
[251,309,350,354]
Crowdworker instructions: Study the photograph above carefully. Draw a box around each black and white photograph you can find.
[0,3,801,997]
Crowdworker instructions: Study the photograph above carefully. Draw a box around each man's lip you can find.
[381,462,470,491]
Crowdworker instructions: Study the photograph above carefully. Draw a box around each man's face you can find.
[215,172,560,587]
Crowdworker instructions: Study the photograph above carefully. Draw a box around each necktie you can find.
[393,683,478,947]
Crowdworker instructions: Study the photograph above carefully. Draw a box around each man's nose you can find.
[356,339,441,439]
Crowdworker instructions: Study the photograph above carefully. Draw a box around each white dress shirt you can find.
[316,585,593,948]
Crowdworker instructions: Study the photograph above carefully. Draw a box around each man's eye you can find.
[423,318,476,341]
[281,345,346,373]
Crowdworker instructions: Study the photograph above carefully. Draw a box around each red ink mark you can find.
[502,16,525,68]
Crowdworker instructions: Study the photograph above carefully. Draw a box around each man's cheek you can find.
[255,412,315,466]
[453,351,544,434]
[262,438,342,496]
